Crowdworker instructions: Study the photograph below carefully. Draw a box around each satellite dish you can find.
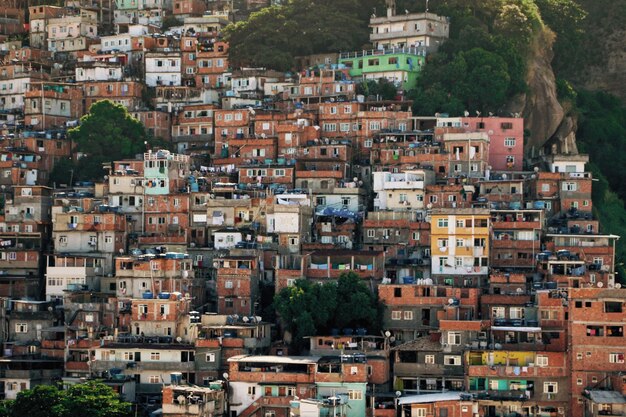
[384,330,391,338]
[501,174,508,180]
[597,282,604,288]
[242,316,249,322]
[447,298,455,305]
[427,203,433,209]
[464,110,469,117]
[616,283,622,289]
[516,288,523,293]
[176,336,182,342]
[177,395,186,404]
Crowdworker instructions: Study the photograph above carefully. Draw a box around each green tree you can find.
[10,385,64,417]
[61,381,131,417]
[223,0,376,71]
[535,0,587,77]
[273,272,381,352]
[334,272,380,330]
[67,100,159,181]
[2,381,132,417]
[357,79,398,100]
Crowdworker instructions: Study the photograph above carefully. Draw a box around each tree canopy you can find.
[273,272,381,352]
[223,0,380,71]
[0,381,132,417]
[52,100,163,183]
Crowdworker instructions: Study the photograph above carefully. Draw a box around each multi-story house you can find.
[0,185,52,298]
[215,255,260,316]
[306,249,385,285]
[372,170,435,212]
[47,10,98,53]
[266,194,313,253]
[379,283,480,344]
[441,132,491,179]
[107,254,196,299]
[228,353,368,417]
[161,384,225,417]
[490,209,543,271]
[425,183,475,210]
[51,209,127,275]
[338,48,425,91]
[430,208,490,284]
[28,5,64,49]
[24,82,84,130]
[368,2,449,51]
[194,314,271,383]
[0,64,46,111]
[171,104,215,154]
[84,80,144,110]
[437,116,524,171]
[145,52,182,87]
[195,40,229,89]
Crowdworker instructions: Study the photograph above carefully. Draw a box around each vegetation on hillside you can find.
[50,100,166,184]
[0,381,132,417]
[273,272,381,352]
[573,90,626,279]
[223,0,381,71]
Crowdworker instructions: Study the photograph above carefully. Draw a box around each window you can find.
[544,382,558,394]
[501,122,513,129]
[403,311,413,320]
[391,311,401,320]
[367,230,375,238]
[348,390,362,400]
[456,238,464,247]
[437,218,448,227]
[425,355,435,364]
[150,352,160,360]
[536,356,549,367]
[492,307,505,319]
[605,302,623,313]
[149,375,160,384]
[123,351,135,361]
[444,355,461,366]
[15,323,27,333]
[225,281,233,289]
[414,409,426,417]
[609,353,625,363]
[247,386,256,395]
[447,332,461,345]
[437,238,448,248]
[510,307,524,319]
[562,182,577,191]
[206,353,216,362]
[504,137,516,147]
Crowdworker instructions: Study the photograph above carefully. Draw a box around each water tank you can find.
[158,292,171,299]
[142,291,154,299]
[533,201,545,209]
[171,372,183,385]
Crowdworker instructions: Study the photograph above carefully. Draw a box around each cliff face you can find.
[507,28,577,156]
[578,29,626,101]
[574,0,626,101]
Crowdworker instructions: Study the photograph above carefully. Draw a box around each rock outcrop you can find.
[506,28,577,157]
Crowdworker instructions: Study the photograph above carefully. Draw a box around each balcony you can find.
[473,390,531,401]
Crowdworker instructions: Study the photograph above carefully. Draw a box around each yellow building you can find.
[430,208,490,276]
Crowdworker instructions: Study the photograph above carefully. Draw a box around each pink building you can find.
[436,117,524,171]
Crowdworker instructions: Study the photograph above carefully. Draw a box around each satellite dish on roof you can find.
[597,282,604,288]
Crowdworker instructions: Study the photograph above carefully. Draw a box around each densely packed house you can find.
[0,0,622,416]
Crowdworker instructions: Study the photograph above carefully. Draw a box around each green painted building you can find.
[338,47,425,91]
[316,382,367,417]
